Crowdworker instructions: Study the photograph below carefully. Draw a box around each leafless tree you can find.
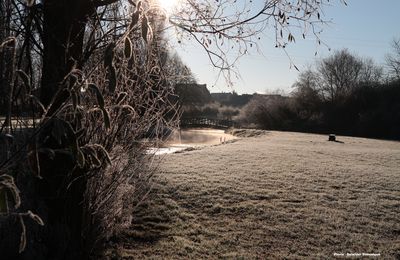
[318,49,363,102]
[164,52,198,85]
[291,68,323,105]
[386,37,400,80]
[293,49,383,103]
[359,57,383,85]
[170,0,345,82]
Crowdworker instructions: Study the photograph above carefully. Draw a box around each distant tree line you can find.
[211,92,254,107]
[238,48,400,140]
[174,85,252,121]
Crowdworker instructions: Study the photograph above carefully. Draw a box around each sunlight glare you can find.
[158,0,179,14]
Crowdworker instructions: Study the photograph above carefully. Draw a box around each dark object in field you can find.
[327,134,344,143]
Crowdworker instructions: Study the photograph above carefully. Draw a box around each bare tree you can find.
[165,52,198,85]
[170,0,344,82]
[318,49,363,102]
[359,57,383,85]
[386,37,400,80]
[291,68,323,103]
[293,49,383,103]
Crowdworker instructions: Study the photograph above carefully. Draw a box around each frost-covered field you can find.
[108,131,400,259]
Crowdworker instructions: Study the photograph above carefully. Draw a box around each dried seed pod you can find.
[19,215,26,253]
[27,210,44,226]
[104,42,115,68]
[141,15,149,43]
[77,148,85,168]
[147,24,153,43]
[101,108,111,129]
[88,83,105,108]
[108,65,117,93]
[0,175,21,210]
[0,37,16,49]
[124,37,132,59]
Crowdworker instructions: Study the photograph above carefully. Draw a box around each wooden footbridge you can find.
[180,117,236,129]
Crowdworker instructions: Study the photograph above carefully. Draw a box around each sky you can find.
[168,0,400,94]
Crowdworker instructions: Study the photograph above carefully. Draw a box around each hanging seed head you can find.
[101,108,111,129]
[104,42,116,68]
[88,83,105,108]
[19,215,26,253]
[124,37,132,59]
[141,15,149,43]
[27,210,44,226]
[77,148,85,168]
[108,65,117,93]
[0,37,16,50]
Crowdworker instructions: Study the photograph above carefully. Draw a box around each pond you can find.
[148,128,236,155]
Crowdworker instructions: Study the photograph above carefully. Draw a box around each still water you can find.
[148,128,236,155]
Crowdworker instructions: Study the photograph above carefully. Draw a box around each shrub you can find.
[0,8,179,258]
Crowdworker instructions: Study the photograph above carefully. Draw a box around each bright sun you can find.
[158,0,179,14]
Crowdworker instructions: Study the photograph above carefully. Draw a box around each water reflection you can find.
[150,128,236,155]
[167,128,235,145]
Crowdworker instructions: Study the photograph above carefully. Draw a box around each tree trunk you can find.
[41,0,92,108]
[39,1,93,258]
[0,0,12,126]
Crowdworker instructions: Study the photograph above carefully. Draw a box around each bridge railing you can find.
[180,117,236,129]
